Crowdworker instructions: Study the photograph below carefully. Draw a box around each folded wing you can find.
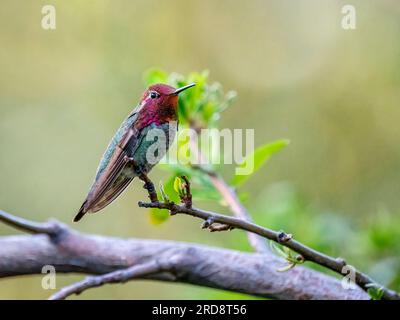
[74,112,140,222]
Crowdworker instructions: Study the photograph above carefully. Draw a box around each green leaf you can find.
[173,176,182,195]
[149,208,169,225]
[202,101,216,123]
[366,284,384,300]
[269,241,304,272]
[159,181,169,203]
[269,241,289,259]
[159,163,220,202]
[163,175,180,203]
[231,139,290,187]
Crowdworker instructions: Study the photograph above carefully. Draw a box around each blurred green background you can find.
[1,0,399,299]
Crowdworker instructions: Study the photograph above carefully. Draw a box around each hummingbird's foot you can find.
[131,161,146,176]
[138,172,158,203]
[134,165,147,176]
[122,155,157,202]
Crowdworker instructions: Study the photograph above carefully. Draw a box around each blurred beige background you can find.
[1,0,400,299]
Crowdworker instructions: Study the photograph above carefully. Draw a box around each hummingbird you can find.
[73,83,195,222]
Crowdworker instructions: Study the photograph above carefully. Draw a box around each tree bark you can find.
[0,226,369,300]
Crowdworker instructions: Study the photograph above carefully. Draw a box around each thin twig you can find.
[138,198,400,300]
[185,127,398,297]
[49,261,163,300]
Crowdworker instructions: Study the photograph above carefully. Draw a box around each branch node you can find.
[336,257,347,267]
[134,175,399,300]
[208,224,234,232]
[296,255,305,263]
[277,232,293,243]
[169,205,178,216]
[201,217,214,229]
[179,176,192,209]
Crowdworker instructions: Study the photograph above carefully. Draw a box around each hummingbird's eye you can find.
[149,91,159,99]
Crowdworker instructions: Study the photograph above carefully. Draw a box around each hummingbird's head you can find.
[139,83,195,123]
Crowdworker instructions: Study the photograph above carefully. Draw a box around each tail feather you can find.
[73,202,88,222]
[90,176,133,213]
[73,175,133,222]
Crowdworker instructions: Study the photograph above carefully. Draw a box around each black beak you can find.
[172,83,196,95]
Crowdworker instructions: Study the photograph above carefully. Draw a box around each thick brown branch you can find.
[138,201,400,300]
[0,210,369,300]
